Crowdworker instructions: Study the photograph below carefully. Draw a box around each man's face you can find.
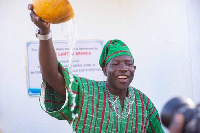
[102,55,136,91]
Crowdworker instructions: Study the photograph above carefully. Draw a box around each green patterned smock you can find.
[40,62,164,133]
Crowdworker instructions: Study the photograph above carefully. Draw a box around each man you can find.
[29,4,164,133]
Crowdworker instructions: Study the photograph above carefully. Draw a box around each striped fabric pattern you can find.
[40,62,164,133]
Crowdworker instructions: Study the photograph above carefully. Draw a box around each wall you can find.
[125,0,191,110]
[0,0,199,133]
[187,0,200,104]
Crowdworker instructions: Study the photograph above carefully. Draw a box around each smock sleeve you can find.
[39,61,80,124]
[145,98,165,133]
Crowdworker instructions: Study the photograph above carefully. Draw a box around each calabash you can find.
[32,0,74,24]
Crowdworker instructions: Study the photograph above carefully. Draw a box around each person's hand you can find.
[169,113,185,133]
[28,4,50,33]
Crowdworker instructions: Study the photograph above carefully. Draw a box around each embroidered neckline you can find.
[102,81,135,119]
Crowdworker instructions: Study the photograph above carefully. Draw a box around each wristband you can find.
[35,28,52,40]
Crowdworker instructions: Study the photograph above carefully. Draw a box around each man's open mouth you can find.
[118,75,128,79]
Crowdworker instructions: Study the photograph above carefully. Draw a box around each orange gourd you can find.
[32,0,74,24]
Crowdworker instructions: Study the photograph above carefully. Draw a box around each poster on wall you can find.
[26,40,104,96]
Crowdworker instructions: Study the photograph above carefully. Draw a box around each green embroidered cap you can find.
[99,39,134,67]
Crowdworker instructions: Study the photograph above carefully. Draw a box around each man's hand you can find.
[169,113,185,133]
[28,4,50,33]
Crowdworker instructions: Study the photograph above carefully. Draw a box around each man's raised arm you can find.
[28,4,66,98]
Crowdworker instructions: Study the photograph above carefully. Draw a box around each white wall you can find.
[125,0,191,109]
[187,0,200,104]
[0,0,199,133]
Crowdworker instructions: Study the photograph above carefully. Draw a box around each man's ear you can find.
[102,65,107,76]
[133,65,136,72]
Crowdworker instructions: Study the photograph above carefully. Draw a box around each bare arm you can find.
[28,4,66,98]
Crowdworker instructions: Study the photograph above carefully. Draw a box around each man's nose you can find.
[118,63,128,71]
